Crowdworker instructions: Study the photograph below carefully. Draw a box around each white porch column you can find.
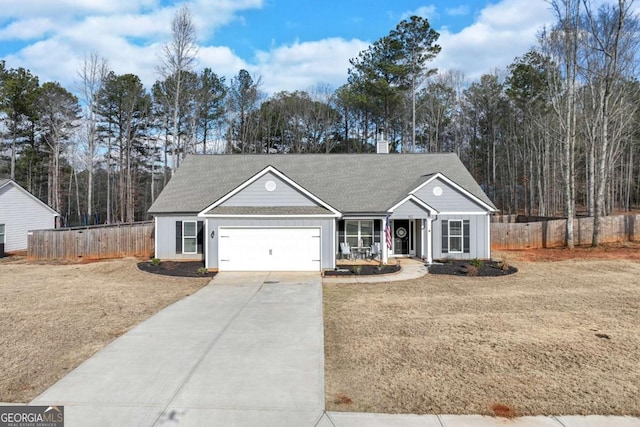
[426,217,433,264]
[419,219,425,259]
[153,217,158,261]
[382,218,389,264]
[204,219,209,269]
[486,213,491,259]
[331,219,337,269]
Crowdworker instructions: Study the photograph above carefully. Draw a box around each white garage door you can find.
[218,227,321,271]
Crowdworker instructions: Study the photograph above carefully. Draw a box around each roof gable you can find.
[220,171,316,208]
[0,179,59,216]
[411,173,496,213]
[199,166,341,217]
[388,195,437,218]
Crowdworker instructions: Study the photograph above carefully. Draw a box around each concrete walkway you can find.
[318,412,640,426]
[323,257,428,284]
[32,272,325,426]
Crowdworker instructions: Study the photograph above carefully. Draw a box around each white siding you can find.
[154,215,205,260]
[221,172,316,207]
[414,177,487,213]
[0,183,58,252]
[155,216,335,269]
[390,199,431,218]
[432,214,490,260]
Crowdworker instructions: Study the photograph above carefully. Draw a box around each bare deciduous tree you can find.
[157,4,198,173]
[546,0,581,248]
[581,0,639,246]
[77,52,109,219]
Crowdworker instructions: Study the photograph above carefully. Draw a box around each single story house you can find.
[148,148,497,272]
[0,178,60,254]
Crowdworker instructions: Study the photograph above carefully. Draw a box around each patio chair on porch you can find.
[370,242,380,260]
[340,242,352,260]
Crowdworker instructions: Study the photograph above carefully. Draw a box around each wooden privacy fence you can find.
[491,214,640,250]
[28,221,154,261]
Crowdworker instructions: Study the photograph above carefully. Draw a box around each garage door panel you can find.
[219,228,321,271]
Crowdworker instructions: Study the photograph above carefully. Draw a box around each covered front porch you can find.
[335,214,433,264]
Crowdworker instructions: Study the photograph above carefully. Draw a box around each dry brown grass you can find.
[0,257,208,403]
[324,258,640,416]
[497,241,640,262]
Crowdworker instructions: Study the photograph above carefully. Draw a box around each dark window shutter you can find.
[338,220,345,250]
[197,221,204,254]
[463,220,470,253]
[175,221,182,254]
[441,220,448,254]
[374,219,381,244]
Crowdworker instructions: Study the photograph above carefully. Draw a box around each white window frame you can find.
[345,220,374,248]
[0,224,5,245]
[448,220,463,253]
[182,221,198,254]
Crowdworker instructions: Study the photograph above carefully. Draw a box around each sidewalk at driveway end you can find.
[318,412,640,427]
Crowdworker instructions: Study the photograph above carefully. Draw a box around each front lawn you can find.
[324,255,640,416]
[0,257,209,403]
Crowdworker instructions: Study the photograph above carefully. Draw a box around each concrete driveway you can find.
[32,272,325,426]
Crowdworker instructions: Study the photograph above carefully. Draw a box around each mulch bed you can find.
[428,259,517,277]
[137,260,216,278]
[324,264,401,276]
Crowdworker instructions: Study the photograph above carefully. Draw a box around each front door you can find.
[393,220,410,255]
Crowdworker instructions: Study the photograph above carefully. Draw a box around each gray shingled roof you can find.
[148,153,496,214]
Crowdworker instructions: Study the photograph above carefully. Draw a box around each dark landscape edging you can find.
[323,264,401,277]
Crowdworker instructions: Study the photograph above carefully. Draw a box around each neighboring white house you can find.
[0,179,59,254]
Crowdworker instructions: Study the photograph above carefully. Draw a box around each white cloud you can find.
[0,0,264,91]
[3,39,81,86]
[446,5,470,17]
[199,45,249,78]
[251,38,370,94]
[1,0,159,19]
[431,0,555,81]
[401,5,439,21]
[0,0,557,97]
[0,18,57,40]
[66,11,173,41]
[480,0,551,28]
[191,0,264,37]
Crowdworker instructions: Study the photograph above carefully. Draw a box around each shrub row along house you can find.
[148,145,497,272]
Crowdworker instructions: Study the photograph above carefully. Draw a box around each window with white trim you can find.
[345,220,373,248]
[183,221,197,254]
[448,220,463,253]
[0,224,5,245]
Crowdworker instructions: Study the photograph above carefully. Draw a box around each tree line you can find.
[1,2,639,247]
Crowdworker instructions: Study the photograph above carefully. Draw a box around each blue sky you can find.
[0,0,556,95]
